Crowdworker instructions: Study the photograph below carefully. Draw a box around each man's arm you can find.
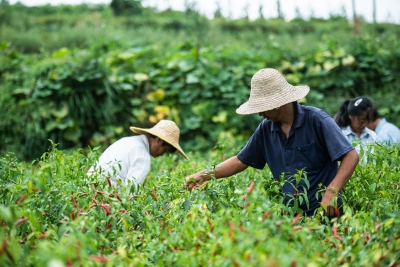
[321,149,359,216]
[185,156,248,189]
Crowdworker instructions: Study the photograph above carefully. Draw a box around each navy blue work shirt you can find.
[237,102,354,215]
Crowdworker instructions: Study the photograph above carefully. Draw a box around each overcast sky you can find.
[8,0,400,24]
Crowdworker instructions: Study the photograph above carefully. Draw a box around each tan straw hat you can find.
[236,68,310,115]
[130,120,188,159]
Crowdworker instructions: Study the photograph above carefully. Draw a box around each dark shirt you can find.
[237,102,354,215]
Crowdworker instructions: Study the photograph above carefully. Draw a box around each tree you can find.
[258,2,264,19]
[372,0,376,23]
[110,0,142,16]
[277,0,284,19]
[213,0,223,19]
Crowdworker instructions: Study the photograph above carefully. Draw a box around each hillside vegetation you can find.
[0,2,400,160]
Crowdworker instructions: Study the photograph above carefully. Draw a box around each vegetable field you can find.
[1,142,399,266]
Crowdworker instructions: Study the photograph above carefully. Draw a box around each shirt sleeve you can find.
[317,116,355,161]
[376,124,400,143]
[125,148,151,186]
[237,122,267,170]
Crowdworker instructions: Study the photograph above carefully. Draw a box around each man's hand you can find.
[184,177,199,191]
[184,156,248,191]
[320,187,340,217]
[184,171,208,191]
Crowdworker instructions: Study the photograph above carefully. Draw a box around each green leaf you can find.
[133,73,149,81]
[52,47,70,58]
[63,127,82,142]
[186,73,199,84]
[183,199,191,212]
[49,102,69,119]
[0,205,13,222]
[369,183,377,194]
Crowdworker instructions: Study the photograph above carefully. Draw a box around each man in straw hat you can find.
[185,68,359,217]
[88,120,188,187]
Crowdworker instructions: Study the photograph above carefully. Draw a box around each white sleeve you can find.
[125,149,151,186]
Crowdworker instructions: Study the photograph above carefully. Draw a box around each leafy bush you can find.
[0,143,399,266]
[2,34,400,160]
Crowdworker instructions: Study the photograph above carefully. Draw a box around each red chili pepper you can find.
[247,181,255,193]
[239,224,248,233]
[71,210,75,220]
[13,217,28,226]
[105,176,112,187]
[335,206,340,217]
[77,208,84,218]
[71,194,78,208]
[88,203,97,210]
[291,213,301,226]
[37,232,48,239]
[332,225,342,241]
[262,211,270,221]
[199,182,207,189]
[213,243,219,256]
[151,188,157,200]
[114,193,122,202]
[89,256,108,262]
[16,194,28,205]
[100,204,111,216]
[207,218,214,232]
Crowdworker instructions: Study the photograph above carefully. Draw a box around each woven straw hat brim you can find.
[130,127,189,160]
[236,85,309,115]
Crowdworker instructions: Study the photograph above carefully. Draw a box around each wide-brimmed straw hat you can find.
[130,120,188,159]
[236,68,310,115]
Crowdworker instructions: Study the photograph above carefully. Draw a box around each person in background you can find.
[367,107,400,143]
[185,68,359,218]
[87,120,188,188]
[334,96,377,147]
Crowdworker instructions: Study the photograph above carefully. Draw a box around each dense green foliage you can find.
[1,3,400,160]
[0,142,399,266]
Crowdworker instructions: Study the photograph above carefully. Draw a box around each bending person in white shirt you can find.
[87,120,188,187]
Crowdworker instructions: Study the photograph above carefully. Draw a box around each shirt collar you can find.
[139,134,150,153]
[341,125,371,138]
[271,102,304,131]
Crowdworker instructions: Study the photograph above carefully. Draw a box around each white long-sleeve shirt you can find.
[87,135,151,187]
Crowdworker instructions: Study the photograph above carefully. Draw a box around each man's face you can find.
[150,138,175,158]
[258,108,281,122]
